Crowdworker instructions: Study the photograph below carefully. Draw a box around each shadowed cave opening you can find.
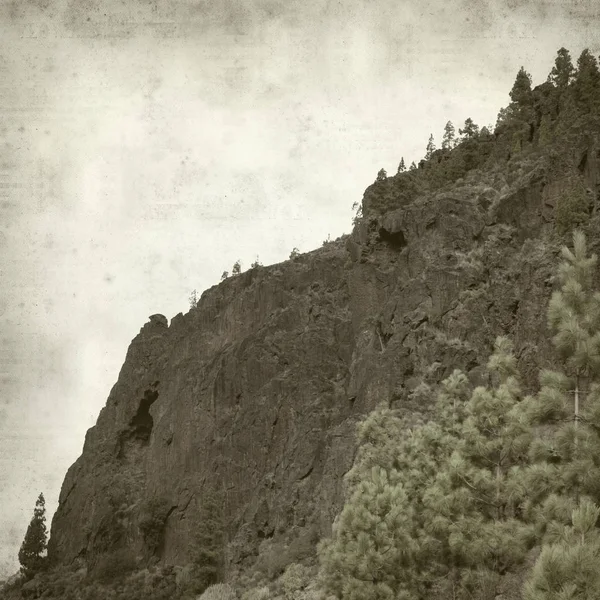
[117,388,160,459]
[378,227,407,250]
[130,389,159,442]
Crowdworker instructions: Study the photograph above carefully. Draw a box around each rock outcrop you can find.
[48,115,600,578]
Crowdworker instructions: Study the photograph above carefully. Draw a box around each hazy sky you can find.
[1,0,599,578]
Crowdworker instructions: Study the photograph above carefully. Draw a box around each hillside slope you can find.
[47,112,600,581]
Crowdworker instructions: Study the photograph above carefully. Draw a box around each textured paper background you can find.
[1,0,598,578]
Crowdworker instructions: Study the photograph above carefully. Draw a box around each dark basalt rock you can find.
[48,116,600,578]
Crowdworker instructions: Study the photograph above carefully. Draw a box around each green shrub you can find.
[188,491,225,592]
[276,563,312,599]
[139,497,171,554]
[240,586,271,600]
[93,549,137,583]
[555,177,590,234]
[197,582,238,600]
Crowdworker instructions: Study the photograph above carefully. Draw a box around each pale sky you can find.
[1,0,599,578]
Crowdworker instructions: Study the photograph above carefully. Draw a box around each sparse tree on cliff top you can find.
[548,47,574,89]
[397,157,406,173]
[573,49,600,109]
[442,121,456,149]
[18,493,48,578]
[510,66,533,107]
[376,168,387,182]
[425,134,436,160]
[459,117,479,139]
[189,289,198,309]
[231,260,241,276]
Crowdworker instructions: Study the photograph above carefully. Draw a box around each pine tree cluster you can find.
[365,47,599,218]
[319,231,600,600]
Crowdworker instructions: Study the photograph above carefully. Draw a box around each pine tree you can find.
[524,499,600,599]
[231,260,241,276]
[495,106,514,133]
[409,161,417,171]
[397,157,406,173]
[319,372,471,600]
[376,168,387,182]
[18,493,48,578]
[189,289,198,309]
[459,118,479,139]
[524,231,600,533]
[510,66,533,107]
[506,66,535,151]
[442,121,456,149]
[548,231,600,410]
[425,134,436,160]
[573,49,600,111]
[318,465,419,600]
[423,339,533,597]
[548,47,574,90]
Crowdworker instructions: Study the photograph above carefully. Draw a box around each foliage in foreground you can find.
[524,499,600,600]
[319,230,600,600]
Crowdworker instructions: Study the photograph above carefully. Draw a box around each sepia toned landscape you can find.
[2,2,600,599]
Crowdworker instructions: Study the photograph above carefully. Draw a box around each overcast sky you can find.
[1,0,599,578]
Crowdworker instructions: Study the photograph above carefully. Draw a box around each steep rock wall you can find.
[49,123,600,577]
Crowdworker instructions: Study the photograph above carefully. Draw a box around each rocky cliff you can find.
[48,112,600,580]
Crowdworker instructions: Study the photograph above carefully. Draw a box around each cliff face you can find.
[48,116,600,577]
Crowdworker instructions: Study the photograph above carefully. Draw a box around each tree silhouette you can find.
[548,47,574,90]
[459,118,479,139]
[510,66,533,107]
[442,121,456,149]
[376,168,387,182]
[18,493,48,578]
[425,134,436,160]
[573,49,600,110]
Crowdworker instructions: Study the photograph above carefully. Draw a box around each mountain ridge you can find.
[48,110,600,580]
[7,48,600,599]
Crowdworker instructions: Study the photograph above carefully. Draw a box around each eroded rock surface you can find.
[49,119,600,577]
